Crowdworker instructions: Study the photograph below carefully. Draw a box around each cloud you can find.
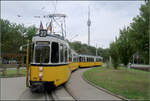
[1,1,144,48]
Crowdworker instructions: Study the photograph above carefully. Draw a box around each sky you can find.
[1,1,145,48]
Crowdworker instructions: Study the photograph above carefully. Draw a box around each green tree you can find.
[109,42,120,69]
[1,19,38,53]
[97,48,109,62]
[1,19,24,53]
[117,27,135,66]
[26,25,38,40]
[129,1,149,64]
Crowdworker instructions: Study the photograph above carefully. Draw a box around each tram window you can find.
[64,47,67,62]
[79,57,81,62]
[51,42,59,63]
[70,55,72,62]
[88,58,90,62]
[69,50,72,62]
[35,46,50,63]
[75,57,77,62]
[60,44,64,62]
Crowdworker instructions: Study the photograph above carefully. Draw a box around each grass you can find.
[83,66,150,100]
[0,68,26,77]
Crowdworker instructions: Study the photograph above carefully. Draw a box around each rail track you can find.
[44,85,76,101]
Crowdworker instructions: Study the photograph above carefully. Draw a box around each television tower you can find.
[87,6,91,46]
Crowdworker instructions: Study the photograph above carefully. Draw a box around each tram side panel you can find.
[79,62,95,68]
[69,62,79,71]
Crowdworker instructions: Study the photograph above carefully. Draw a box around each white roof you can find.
[32,35,70,48]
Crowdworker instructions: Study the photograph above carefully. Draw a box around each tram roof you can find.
[33,33,65,40]
[32,34,70,48]
[79,54,103,58]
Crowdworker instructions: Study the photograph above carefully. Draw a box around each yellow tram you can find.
[26,31,103,91]
[27,29,71,91]
[69,49,79,71]
[25,13,103,92]
[79,55,103,68]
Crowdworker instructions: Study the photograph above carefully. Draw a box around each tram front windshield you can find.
[35,46,50,63]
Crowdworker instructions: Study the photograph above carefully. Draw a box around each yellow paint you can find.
[79,62,103,68]
[95,62,103,66]
[30,65,71,87]
[29,61,103,87]
[69,62,79,71]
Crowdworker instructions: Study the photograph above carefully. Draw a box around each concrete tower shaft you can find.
[87,6,91,46]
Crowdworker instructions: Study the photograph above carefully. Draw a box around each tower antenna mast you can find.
[87,6,91,46]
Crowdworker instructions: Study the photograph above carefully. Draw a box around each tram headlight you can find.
[39,72,43,78]
[38,66,43,72]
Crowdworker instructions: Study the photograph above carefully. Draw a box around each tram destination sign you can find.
[39,29,47,37]
[36,41,50,45]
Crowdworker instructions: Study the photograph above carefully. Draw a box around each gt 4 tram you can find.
[27,29,71,91]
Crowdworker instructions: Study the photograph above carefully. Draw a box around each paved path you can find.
[1,77,46,100]
[1,68,121,100]
[65,68,121,100]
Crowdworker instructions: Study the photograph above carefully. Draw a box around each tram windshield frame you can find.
[34,45,50,64]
